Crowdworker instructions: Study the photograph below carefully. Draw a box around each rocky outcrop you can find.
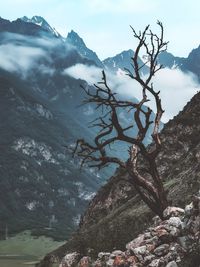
[59,194,200,267]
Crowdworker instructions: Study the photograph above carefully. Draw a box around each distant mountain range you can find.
[0,15,200,240]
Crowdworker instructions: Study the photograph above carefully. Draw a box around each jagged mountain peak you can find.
[67,30,86,46]
[113,49,134,57]
[66,30,103,67]
[20,15,61,37]
[103,49,134,64]
[103,48,148,74]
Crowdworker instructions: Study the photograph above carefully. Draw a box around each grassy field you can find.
[0,231,65,267]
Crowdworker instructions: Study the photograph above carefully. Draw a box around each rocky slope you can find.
[60,197,200,267]
[37,90,200,266]
[0,70,104,240]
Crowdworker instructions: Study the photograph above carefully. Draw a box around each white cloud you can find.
[0,44,47,76]
[152,68,199,122]
[63,64,103,84]
[0,32,64,77]
[1,32,61,48]
[64,64,199,123]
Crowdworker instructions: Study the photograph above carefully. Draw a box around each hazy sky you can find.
[1,0,200,59]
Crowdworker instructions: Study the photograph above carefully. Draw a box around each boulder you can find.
[166,261,178,267]
[168,217,183,228]
[163,207,185,219]
[59,252,80,267]
[153,244,170,256]
[126,234,145,251]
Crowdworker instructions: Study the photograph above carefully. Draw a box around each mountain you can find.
[0,17,110,240]
[20,16,61,38]
[0,14,200,246]
[181,45,200,79]
[0,17,54,38]
[103,48,200,82]
[157,50,200,81]
[1,15,154,241]
[0,72,104,240]
[37,89,200,266]
[66,30,103,67]
[103,49,149,74]
[157,51,185,69]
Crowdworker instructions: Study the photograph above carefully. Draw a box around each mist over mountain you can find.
[0,15,200,242]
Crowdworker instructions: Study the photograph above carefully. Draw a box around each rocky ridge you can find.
[57,194,200,267]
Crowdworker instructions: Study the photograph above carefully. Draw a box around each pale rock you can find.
[106,258,114,267]
[98,252,110,259]
[60,252,80,267]
[153,244,170,256]
[163,207,185,219]
[149,258,160,267]
[168,217,183,228]
[144,232,152,239]
[166,261,178,267]
[185,202,193,216]
[109,250,124,259]
[169,226,180,237]
[126,234,145,251]
[144,254,156,264]
[133,245,147,255]
[110,250,124,256]
[144,236,159,246]
[178,236,188,249]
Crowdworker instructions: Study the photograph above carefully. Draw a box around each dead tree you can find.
[73,21,169,219]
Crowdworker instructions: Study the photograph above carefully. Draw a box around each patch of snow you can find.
[79,191,96,201]
[26,201,37,210]
[50,94,59,101]
[13,138,58,164]
[73,214,81,225]
[74,181,96,201]
[35,104,53,119]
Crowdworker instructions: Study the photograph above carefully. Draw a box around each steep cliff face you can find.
[37,90,200,266]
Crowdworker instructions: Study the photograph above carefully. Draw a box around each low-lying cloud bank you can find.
[0,32,57,77]
[0,43,47,75]
[64,64,200,122]
[0,32,73,77]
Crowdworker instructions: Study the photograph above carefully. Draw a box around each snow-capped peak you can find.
[20,15,61,38]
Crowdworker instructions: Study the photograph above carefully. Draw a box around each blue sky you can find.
[1,0,200,59]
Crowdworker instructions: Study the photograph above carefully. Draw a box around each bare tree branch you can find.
[73,21,169,218]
